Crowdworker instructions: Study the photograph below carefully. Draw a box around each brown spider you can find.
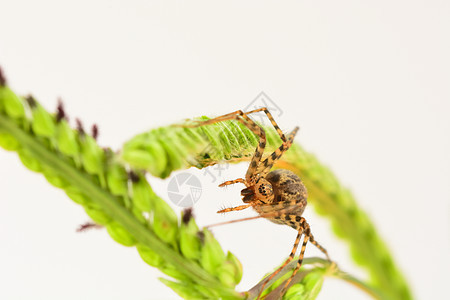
[186,108,330,299]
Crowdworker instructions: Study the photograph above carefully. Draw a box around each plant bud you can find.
[161,265,190,282]
[65,187,90,206]
[31,103,56,137]
[137,244,164,268]
[0,132,20,151]
[199,229,226,275]
[159,278,205,300]
[106,222,136,247]
[18,148,42,172]
[105,161,128,197]
[121,137,167,177]
[179,216,201,260]
[0,87,25,119]
[284,283,305,300]
[131,174,155,212]
[152,198,178,244]
[303,271,325,299]
[56,120,80,157]
[217,262,236,288]
[226,251,243,284]
[42,168,67,188]
[84,206,111,225]
[80,134,105,178]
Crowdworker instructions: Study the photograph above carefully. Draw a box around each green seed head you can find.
[30,103,56,137]
[130,172,156,212]
[152,198,178,244]
[106,222,137,247]
[179,214,201,260]
[199,229,226,275]
[56,120,80,156]
[0,87,25,119]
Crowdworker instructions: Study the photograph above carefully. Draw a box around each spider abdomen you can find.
[262,169,308,228]
[267,169,307,204]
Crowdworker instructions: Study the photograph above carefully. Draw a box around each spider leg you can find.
[182,110,252,128]
[277,218,329,296]
[216,204,252,213]
[309,235,330,260]
[183,108,290,182]
[206,204,298,228]
[183,110,267,183]
[256,230,304,300]
[256,126,299,176]
[205,215,264,229]
[218,178,245,187]
[243,107,287,142]
[278,234,310,297]
[184,107,287,142]
[255,216,326,299]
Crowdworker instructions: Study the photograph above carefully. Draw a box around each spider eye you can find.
[258,185,266,195]
[257,183,273,197]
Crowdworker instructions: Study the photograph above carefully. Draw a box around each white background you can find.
[0,1,449,299]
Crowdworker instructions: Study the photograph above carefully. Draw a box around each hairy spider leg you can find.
[277,234,311,298]
[204,215,264,229]
[206,203,299,227]
[257,216,325,300]
[216,204,253,213]
[183,110,265,182]
[244,107,287,142]
[227,107,290,180]
[309,237,330,261]
[257,230,304,300]
[188,107,287,142]
[266,210,329,259]
[218,178,246,187]
[256,126,299,176]
[184,107,290,183]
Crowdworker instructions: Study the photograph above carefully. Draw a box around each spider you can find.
[185,108,330,299]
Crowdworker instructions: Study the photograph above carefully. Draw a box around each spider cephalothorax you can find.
[241,177,274,204]
[185,107,329,299]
